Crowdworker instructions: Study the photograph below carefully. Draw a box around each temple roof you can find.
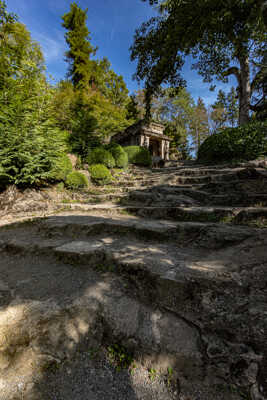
[112,120,171,143]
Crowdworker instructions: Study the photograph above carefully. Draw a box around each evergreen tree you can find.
[125,95,139,121]
[226,87,239,127]
[190,98,209,153]
[210,90,228,133]
[62,2,97,89]
[0,4,68,187]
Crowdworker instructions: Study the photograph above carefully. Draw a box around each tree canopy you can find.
[131,0,267,125]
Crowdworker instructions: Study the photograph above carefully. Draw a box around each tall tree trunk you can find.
[239,56,251,126]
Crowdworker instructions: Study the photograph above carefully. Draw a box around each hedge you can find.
[87,147,115,169]
[198,121,267,163]
[65,171,89,189]
[89,164,112,185]
[124,146,152,167]
[107,143,128,168]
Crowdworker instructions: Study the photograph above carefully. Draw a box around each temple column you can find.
[140,135,145,146]
[160,140,165,158]
[144,135,150,148]
[165,141,170,160]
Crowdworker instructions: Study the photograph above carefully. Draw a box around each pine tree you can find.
[62,2,97,89]
[190,97,209,153]
[210,90,228,133]
[226,87,239,127]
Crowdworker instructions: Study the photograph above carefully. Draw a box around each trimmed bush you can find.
[89,164,112,185]
[65,171,88,189]
[107,143,128,168]
[115,151,128,168]
[50,153,73,182]
[198,121,267,163]
[87,147,115,169]
[124,146,152,167]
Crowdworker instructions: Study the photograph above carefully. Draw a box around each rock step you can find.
[168,172,247,185]
[0,214,266,399]
[210,193,267,206]
[57,203,267,224]
[152,167,247,177]
[0,249,202,399]
[127,189,267,207]
[0,214,257,250]
[128,188,208,204]
[38,214,252,246]
[38,214,188,242]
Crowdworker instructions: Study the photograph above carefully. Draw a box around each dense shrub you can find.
[124,146,152,167]
[89,164,112,185]
[87,147,115,169]
[107,143,128,168]
[115,151,128,168]
[65,171,88,189]
[198,121,267,163]
[50,153,73,182]
[0,165,11,190]
[0,123,70,188]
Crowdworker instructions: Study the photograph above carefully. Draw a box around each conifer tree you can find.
[190,98,209,153]
[62,2,97,89]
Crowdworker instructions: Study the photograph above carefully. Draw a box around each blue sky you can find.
[6,0,235,106]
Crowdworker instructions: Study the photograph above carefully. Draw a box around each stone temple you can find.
[112,120,171,160]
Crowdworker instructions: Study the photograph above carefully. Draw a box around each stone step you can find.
[128,187,208,204]
[126,188,267,207]
[210,193,267,207]
[56,202,267,226]
[168,172,246,185]
[0,215,265,399]
[38,214,187,242]
[0,214,257,250]
[153,167,246,177]
[0,247,203,399]
[122,205,267,223]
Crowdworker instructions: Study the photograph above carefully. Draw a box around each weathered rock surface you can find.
[0,159,266,399]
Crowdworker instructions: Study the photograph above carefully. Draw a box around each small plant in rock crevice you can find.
[107,343,134,371]
[167,366,173,386]
[148,367,158,381]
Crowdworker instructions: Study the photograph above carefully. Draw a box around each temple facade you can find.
[112,120,171,160]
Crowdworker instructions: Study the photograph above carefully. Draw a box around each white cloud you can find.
[32,31,66,63]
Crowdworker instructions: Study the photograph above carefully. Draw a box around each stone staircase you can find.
[64,162,267,227]
[0,161,267,400]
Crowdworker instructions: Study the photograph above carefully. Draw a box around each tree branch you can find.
[223,67,241,83]
[251,71,262,91]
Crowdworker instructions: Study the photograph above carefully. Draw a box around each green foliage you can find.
[50,154,72,182]
[59,3,133,154]
[124,146,152,167]
[107,143,128,168]
[89,164,112,185]
[75,155,83,169]
[131,0,266,124]
[65,171,88,189]
[0,164,10,189]
[53,83,132,157]
[210,88,239,133]
[107,344,134,371]
[198,121,267,163]
[0,5,71,189]
[190,97,209,152]
[87,147,115,169]
[148,368,158,381]
[62,2,97,89]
